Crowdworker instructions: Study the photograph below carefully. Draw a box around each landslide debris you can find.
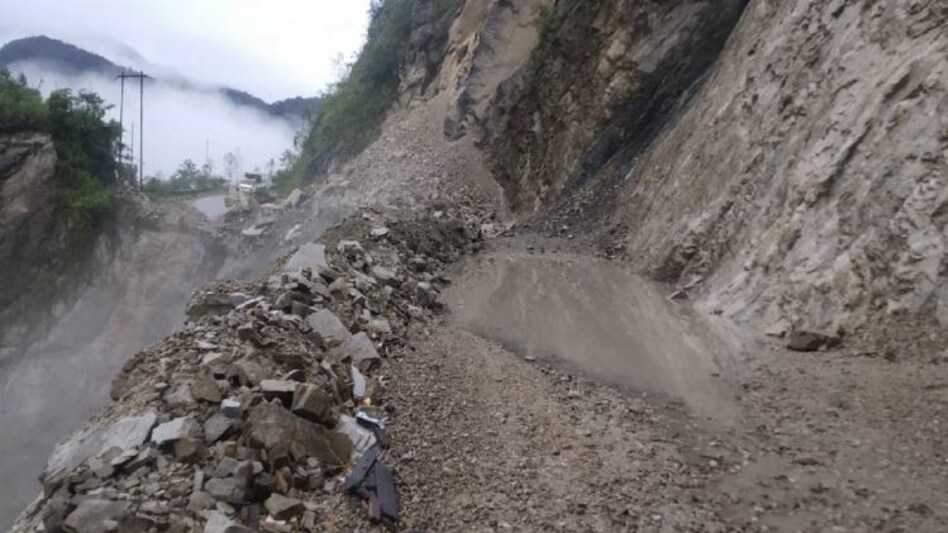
[12,207,488,532]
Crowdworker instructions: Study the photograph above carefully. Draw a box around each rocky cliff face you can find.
[402,0,947,342]
[0,132,58,338]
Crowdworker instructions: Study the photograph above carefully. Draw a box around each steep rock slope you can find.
[600,1,948,337]
[467,0,947,341]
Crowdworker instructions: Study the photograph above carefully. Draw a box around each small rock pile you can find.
[13,208,487,532]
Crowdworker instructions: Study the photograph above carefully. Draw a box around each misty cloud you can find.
[9,61,300,179]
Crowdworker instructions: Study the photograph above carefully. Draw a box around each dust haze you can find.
[8,61,300,178]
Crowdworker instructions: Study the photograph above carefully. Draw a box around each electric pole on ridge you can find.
[116,70,149,190]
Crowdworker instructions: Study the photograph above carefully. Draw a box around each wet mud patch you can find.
[445,252,751,421]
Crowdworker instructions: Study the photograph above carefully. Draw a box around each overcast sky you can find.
[0,0,372,101]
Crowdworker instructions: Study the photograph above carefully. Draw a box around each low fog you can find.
[9,61,300,180]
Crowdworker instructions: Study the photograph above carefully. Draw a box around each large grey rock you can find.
[260,380,297,404]
[283,243,327,273]
[336,332,381,370]
[152,416,198,446]
[63,499,130,533]
[282,188,304,209]
[337,240,364,258]
[191,372,223,403]
[787,330,841,352]
[164,381,196,408]
[291,384,333,425]
[202,510,252,533]
[246,401,352,468]
[205,477,248,504]
[99,412,157,455]
[204,413,238,444]
[371,265,399,286]
[264,493,304,520]
[46,411,157,478]
[307,309,350,348]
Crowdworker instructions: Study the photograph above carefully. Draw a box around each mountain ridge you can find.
[0,35,322,121]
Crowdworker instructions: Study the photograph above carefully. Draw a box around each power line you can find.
[116,70,150,190]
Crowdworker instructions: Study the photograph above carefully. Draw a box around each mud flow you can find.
[446,253,749,422]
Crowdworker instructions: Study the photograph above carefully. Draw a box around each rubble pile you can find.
[13,208,487,532]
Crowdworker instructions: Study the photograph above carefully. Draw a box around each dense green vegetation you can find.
[275,0,459,193]
[143,159,227,198]
[0,68,125,226]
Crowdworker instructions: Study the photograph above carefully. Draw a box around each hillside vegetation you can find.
[275,0,459,192]
[0,69,125,225]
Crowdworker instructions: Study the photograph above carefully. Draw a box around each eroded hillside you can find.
[8,0,948,531]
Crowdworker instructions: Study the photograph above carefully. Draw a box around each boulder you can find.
[221,398,243,419]
[371,266,400,286]
[282,188,304,209]
[337,240,364,259]
[63,499,130,533]
[307,309,350,349]
[204,413,238,444]
[335,332,381,371]
[283,243,327,273]
[46,411,157,479]
[787,330,841,352]
[205,477,248,504]
[152,416,198,446]
[191,372,223,403]
[246,401,352,468]
[164,382,197,408]
[202,510,251,533]
[264,493,304,520]
[173,437,204,463]
[291,384,334,425]
[415,281,443,309]
[261,379,297,405]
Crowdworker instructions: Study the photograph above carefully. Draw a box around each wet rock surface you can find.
[11,207,487,532]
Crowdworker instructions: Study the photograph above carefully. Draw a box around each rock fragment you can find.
[205,413,238,444]
[307,309,350,348]
[283,243,327,273]
[336,332,381,371]
[192,372,223,403]
[291,384,334,425]
[787,330,841,352]
[63,499,130,533]
[152,416,198,446]
[260,380,297,405]
[246,401,352,468]
[264,493,303,520]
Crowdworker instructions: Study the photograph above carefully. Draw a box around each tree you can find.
[174,159,200,181]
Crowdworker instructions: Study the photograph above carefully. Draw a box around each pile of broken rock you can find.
[13,208,487,532]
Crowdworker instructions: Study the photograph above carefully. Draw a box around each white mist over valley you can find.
[8,61,301,180]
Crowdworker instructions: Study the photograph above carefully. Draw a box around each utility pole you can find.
[139,70,145,190]
[118,72,125,159]
[116,70,149,189]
